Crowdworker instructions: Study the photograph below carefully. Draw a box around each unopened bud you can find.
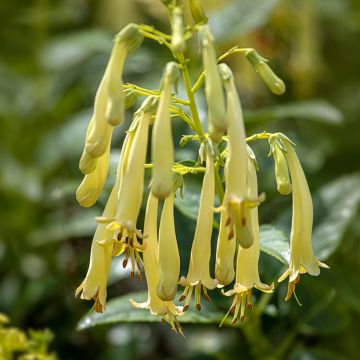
[171,7,186,53]
[79,150,97,174]
[125,90,138,109]
[189,0,208,24]
[245,49,286,95]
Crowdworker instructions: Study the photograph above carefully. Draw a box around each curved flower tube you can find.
[221,159,273,325]
[151,62,178,199]
[200,26,227,142]
[75,185,118,313]
[218,63,264,249]
[157,192,181,301]
[278,139,328,300]
[130,193,183,335]
[179,147,217,310]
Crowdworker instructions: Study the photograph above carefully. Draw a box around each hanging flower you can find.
[200,26,227,142]
[131,193,183,335]
[75,185,118,313]
[179,144,217,310]
[171,7,186,53]
[218,63,264,249]
[151,62,178,199]
[221,159,273,325]
[278,138,328,300]
[157,192,181,301]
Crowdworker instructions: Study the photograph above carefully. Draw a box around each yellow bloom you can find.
[278,139,328,300]
[200,26,227,142]
[179,147,217,310]
[106,24,143,126]
[221,159,273,325]
[151,62,178,199]
[75,185,118,313]
[105,98,156,278]
[130,193,183,335]
[157,192,180,301]
[215,198,236,286]
[171,7,186,53]
[219,63,264,249]
[76,140,111,208]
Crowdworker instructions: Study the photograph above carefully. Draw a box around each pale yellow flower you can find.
[278,139,328,300]
[75,185,118,313]
[151,62,178,199]
[157,192,180,301]
[179,148,217,310]
[221,159,273,325]
[171,7,186,53]
[130,193,183,335]
[189,0,208,24]
[76,140,111,208]
[218,63,264,249]
[200,26,227,142]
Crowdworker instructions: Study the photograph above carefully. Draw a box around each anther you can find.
[247,303,253,311]
[229,306,235,314]
[228,228,235,240]
[179,294,186,302]
[130,271,135,279]
[122,258,128,268]
[240,315,246,322]
[183,305,189,312]
[225,217,231,226]
[203,294,210,302]
[196,303,202,311]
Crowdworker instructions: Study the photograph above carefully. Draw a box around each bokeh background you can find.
[1,0,360,359]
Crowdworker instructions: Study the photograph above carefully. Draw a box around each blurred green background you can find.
[1,0,360,359]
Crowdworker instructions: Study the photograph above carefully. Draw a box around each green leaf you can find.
[209,0,279,42]
[313,174,360,260]
[260,225,289,265]
[288,348,347,360]
[77,292,224,330]
[245,100,344,125]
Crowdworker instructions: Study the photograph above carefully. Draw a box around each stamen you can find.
[202,286,210,302]
[179,286,189,302]
[195,284,201,311]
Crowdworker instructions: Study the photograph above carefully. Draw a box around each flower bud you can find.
[189,0,208,24]
[125,90,138,109]
[200,26,227,142]
[76,142,111,208]
[171,7,186,53]
[269,136,292,195]
[151,63,178,199]
[79,149,97,174]
[245,49,286,95]
[157,193,180,301]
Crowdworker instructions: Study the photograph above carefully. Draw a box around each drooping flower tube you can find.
[157,192,180,301]
[278,138,328,300]
[269,135,292,195]
[245,49,286,95]
[200,26,227,142]
[171,7,186,53]
[151,62,178,199]
[105,97,157,279]
[76,140,111,208]
[221,158,273,325]
[130,193,183,335]
[179,144,217,310]
[218,63,264,249]
[75,185,118,313]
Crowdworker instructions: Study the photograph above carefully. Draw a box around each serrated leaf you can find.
[209,0,279,42]
[313,174,360,260]
[260,225,290,264]
[245,100,343,125]
[77,292,224,330]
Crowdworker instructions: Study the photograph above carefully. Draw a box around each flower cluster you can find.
[75,0,327,334]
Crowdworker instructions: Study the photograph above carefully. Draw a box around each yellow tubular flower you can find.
[221,159,273,325]
[179,148,217,311]
[215,198,236,286]
[219,63,264,249]
[171,7,186,53]
[151,62,178,199]
[130,193,183,335]
[200,26,227,142]
[278,139,328,301]
[106,97,156,279]
[106,24,144,126]
[76,141,111,208]
[75,185,118,313]
[157,192,181,301]
[79,118,97,174]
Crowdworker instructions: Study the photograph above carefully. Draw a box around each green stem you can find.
[214,165,224,204]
